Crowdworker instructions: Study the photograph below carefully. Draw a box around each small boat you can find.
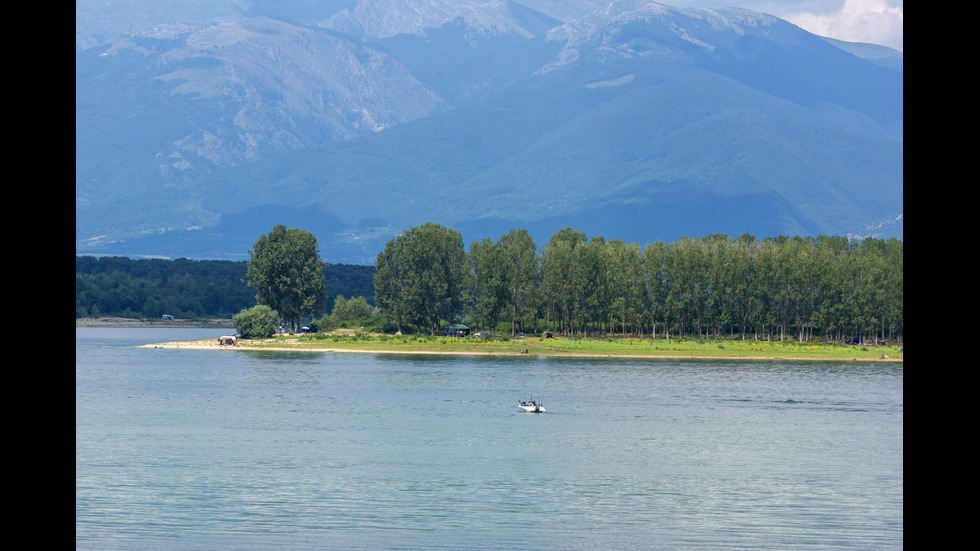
[518,399,545,413]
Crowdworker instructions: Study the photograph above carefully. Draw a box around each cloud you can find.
[768,0,903,51]
[673,1,903,52]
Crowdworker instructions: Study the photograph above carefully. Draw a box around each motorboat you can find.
[518,399,545,413]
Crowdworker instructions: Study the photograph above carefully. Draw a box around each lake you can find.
[76,327,903,550]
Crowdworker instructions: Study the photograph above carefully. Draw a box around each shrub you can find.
[232,305,279,339]
[331,295,375,322]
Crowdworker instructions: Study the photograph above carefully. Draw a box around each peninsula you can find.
[142,330,903,362]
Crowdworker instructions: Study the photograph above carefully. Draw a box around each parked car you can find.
[161,314,174,321]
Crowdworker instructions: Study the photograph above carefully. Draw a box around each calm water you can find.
[76,328,903,550]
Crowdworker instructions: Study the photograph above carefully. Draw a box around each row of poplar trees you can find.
[374,223,903,343]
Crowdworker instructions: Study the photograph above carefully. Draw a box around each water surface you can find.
[76,328,903,550]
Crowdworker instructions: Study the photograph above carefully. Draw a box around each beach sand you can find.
[138,337,902,362]
[81,318,901,361]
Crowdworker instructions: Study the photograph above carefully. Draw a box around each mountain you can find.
[75,0,902,263]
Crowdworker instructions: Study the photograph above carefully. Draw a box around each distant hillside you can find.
[76,256,376,319]
[75,1,902,263]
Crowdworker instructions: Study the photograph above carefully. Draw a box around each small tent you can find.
[444,324,470,336]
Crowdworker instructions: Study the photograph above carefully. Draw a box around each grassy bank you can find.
[158,331,903,362]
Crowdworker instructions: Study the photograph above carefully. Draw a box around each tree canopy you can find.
[374,223,465,335]
[78,224,902,345]
[374,225,903,344]
[246,225,327,330]
[76,256,374,320]
[329,295,374,322]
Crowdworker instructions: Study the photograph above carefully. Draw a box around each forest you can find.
[76,226,903,345]
[375,226,903,344]
[75,256,374,319]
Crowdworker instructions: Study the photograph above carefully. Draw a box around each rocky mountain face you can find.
[75,0,902,263]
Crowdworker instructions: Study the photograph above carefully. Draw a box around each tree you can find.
[465,237,507,336]
[497,229,539,336]
[571,235,609,337]
[882,238,903,343]
[641,240,670,338]
[606,239,644,336]
[375,223,465,335]
[540,228,586,336]
[374,238,408,333]
[233,304,279,339]
[246,225,327,331]
[729,234,760,340]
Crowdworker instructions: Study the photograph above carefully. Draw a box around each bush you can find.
[232,305,279,339]
[331,295,375,322]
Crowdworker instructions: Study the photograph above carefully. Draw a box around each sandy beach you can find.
[81,318,901,362]
[139,336,902,362]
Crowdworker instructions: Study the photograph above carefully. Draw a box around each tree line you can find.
[75,254,374,320]
[375,224,903,344]
[78,223,903,345]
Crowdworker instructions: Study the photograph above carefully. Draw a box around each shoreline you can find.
[77,317,234,328]
[79,319,901,362]
[140,338,903,362]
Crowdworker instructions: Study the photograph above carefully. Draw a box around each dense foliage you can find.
[77,225,903,345]
[76,256,375,320]
[75,256,254,319]
[374,223,466,335]
[377,226,903,344]
[246,225,327,330]
[327,295,375,323]
[232,304,280,339]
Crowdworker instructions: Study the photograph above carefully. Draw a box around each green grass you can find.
[235,333,903,361]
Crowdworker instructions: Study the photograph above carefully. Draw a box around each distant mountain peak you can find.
[538,0,785,72]
[76,0,902,262]
[320,0,549,39]
[547,0,779,42]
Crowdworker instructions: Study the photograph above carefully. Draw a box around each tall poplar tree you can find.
[540,228,586,336]
[497,229,538,336]
[374,237,407,334]
[572,235,608,337]
[466,237,506,336]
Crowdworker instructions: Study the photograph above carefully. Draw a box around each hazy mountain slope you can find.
[821,36,903,69]
[182,57,899,262]
[76,14,450,249]
[75,1,902,262]
[319,0,553,38]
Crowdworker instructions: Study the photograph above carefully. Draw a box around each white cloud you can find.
[778,0,903,51]
[671,1,903,52]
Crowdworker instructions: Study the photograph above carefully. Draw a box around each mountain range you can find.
[75,0,903,263]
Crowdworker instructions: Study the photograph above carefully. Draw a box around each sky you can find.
[673,0,903,51]
[76,1,904,53]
